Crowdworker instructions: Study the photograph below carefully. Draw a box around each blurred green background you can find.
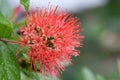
[1,0,120,80]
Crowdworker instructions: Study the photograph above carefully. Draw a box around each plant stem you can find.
[0,38,20,44]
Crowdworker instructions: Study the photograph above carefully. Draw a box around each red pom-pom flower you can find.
[19,6,84,77]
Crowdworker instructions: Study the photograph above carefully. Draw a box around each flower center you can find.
[28,27,55,49]
[46,36,54,49]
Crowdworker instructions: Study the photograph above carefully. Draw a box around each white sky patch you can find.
[8,0,108,12]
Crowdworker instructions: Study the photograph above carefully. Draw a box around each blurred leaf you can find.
[21,69,59,80]
[30,71,42,80]
[0,12,12,26]
[20,0,30,11]
[21,72,29,80]
[21,69,42,80]
[0,42,20,80]
[13,20,26,29]
[0,12,13,38]
[81,67,95,80]
[96,74,106,80]
[44,76,59,80]
[117,59,120,76]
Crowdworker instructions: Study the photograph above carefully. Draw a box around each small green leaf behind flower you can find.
[20,0,30,11]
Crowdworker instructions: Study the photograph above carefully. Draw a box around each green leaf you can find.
[117,59,120,77]
[81,67,95,80]
[20,0,30,11]
[0,42,20,80]
[21,72,29,80]
[21,69,42,80]
[96,74,106,80]
[21,69,59,80]
[7,44,19,54]
[0,12,13,38]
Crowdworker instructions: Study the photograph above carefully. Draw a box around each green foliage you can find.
[13,20,26,29]
[7,44,19,54]
[81,67,96,80]
[0,12,13,38]
[80,67,106,80]
[0,42,20,80]
[21,69,59,80]
[117,59,120,79]
[117,59,120,74]
[21,69,42,80]
[96,74,106,80]
[20,0,30,11]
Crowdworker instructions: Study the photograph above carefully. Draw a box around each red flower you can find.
[19,6,84,77]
